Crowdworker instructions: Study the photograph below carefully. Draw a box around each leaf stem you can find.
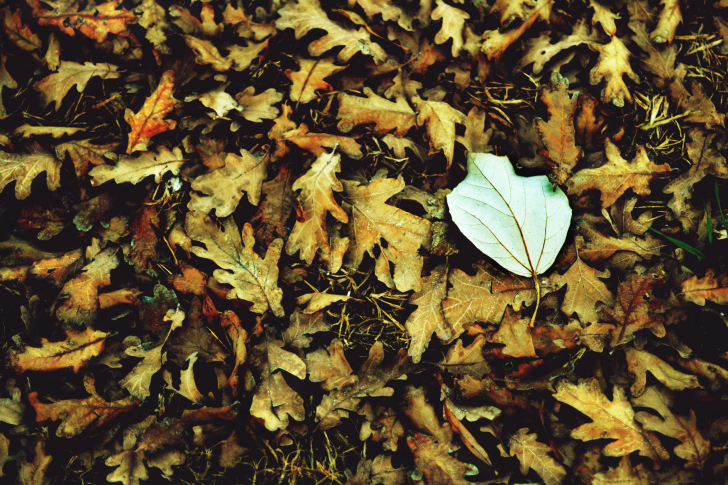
[529,271,540,328]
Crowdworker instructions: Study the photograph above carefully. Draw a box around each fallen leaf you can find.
[306,339,357,391]
[553,378,669,463]
[551,251,614,324]
[492,307,537,358]
[124,70,179,154]
[233,86,282,123]
[250,164,296,247]
[633,386,710,470]
[447,153,571,278]
[296,292,350,313]
[680,269,728,305]
[337,87,416,136]
[29,373,138,437]
[29,0,135,43]
[650,0,682,43]
[276,0,388,63]
[405,264,449,363]
[567,138,670,209]
[55,139,120,179]
[17,437,52,485]
[282,310,331,349]
[590,0,619,36]
[509,428,567,485]
[407,433,479,484]
[34,61,120,111]
[10,327,109,373]
[3,8,42,52]
[343,176,432,292]
[431,0,469,57]
[286,57,346,105]
[286,150,349,266]
[517,18,598,75]
[188,150,269,217]
[625,347,701,396]
[0,145,62,199]
[89,146,186,186]
[185,211,285,317]
[411,95,467,168]
[589,37,639,106]
[437,335,490,377]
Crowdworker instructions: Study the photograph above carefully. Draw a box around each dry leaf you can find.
[0,145,62,200]
[589,37,639,106]
[337,87,416,136]
[89,146,185,186]
[10,327,109,373]
[437,335,490,377]
[286,57,346,104]
[405,264,449,363]
[492,307,537,358]
[431,0,469,57]
[34,61,120,111]
[185,211,285,317]
[124,70,179,154]
[509,428,567,485]
[306,339,357,391]
[551,251,614,324]
[625,347,701,396]
[680,269,728,305]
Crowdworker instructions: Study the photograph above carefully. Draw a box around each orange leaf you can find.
[680,268,728,305]
[9,327,109,373]
[124,70,179,154]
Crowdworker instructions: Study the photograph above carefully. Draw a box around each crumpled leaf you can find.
[590,0,619,36]
[287,57,346,104]
[17,437,52,485]
[553,378,669,463]
[633,386,711,470]
[650,0,682,43]
[124,70,179,154]
[28,0,135,43]
[285,151,349,266]
[412,94,467,169]
[437,335,490,378]
[509,428,567,485]
[282,310,331,349]
[3,9,42,52]
[0,144,62,200]
[447,153,571,278]
[55,139,120,180]
[185,211,284,317]
[250,164,295,247]
[343,176,432,292]
[276,0,388,63]
[567,139,670,209]
[407,432,479,484]
[0,51,17,119]
[405,264,449,363]
[337,87,416,136]
[188,150,269,217]
[34,61,120,111]
[296,292,350,313]
[9,327,109,373]
[29,373,138,437]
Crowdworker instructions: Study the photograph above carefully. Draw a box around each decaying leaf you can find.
[0,145,62,200]
[625,347,701,396]
[551,251,614,324]
[34,61,120,111]
[89,147,185,186]
[125,70,179,154]
[509,428,567,485]
[405,264,449,363]
[10,327,109,373]
[589,37,639,106]
[286,57,346,104]
[680,269,728,305]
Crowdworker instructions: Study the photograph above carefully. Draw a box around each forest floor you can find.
[1,0,728,484]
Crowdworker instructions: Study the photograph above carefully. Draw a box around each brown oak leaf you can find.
[55,139,120,180]
[185,211,284,317]
[28,0,135,43]
[650,0,682,43]
[286,57,347,105]
[491,307,537,358]
[625,347,701,396]
[250,163,295,248]
[411,95,467,169]
[431,0,469,57]
[509,428,567,485]
[567,138,670,209]
[0,144,62,200]
[553,378,669,463]
[34,61,120,111]
[342,177,432,292]
[29,373,138,437]
[405,264,449,363]
[437,335,490,378]
[10,327,109,373]
[305,339,357,391]
[337,87,416,136]
[282,310,331,349]
[589,37,639,106]
[89,146,186,186]
[680,269,728,305]
[551,250,614,324]
[125,70,179,154]
[3,9,42,52]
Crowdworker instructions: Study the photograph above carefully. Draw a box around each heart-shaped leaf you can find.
[447,153,571,278]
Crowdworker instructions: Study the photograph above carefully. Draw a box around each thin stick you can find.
[529,272,540,328]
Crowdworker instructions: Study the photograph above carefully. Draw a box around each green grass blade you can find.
[648,227,706,261]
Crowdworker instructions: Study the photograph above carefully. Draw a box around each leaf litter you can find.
[0,1,727,485]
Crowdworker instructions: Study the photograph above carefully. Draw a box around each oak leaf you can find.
[407,433,479,485]
[680,269,728,305]
[343,176,432,292]
[124,70,179,154]
[537,72,583,184]
[219,310,247,399]
[306,339,357,391]
[0,145,62,200]
[431,0,469,57]
[447,153,571,277]
[0,382,24,426]
[454,107,493,155]
[591,455,654,484]
[345,455,406,485]
[663,129,728,218]
[184,35,232,71]
[282,310,331,349]
[492,307,537,358]
[296,292,350,313]
[88,146,185,186]
[0,52,17,119]
[412,95,467,169]
[589,37,639,106]
[553,378,669,462]
[17,437,52,485]
[29,0,135,43]
[590,0,619,36]
[668,80,725,127]
[168,297,227,366]
[17,205,70,241]
[250,332,306,431]
[56,247,119,326]
[34,61,120,111]
[276,0,387,63]
[286,57,346,105]
[625,347,701,396]
[442,263,537,337]
[29,373,138,437]
[437,335,490,378]
[609,196,653,236]
[9,327,109,373]
[128,196,159,274]
[316,342,412,430]
[567,139,669,209]
[226,39,269,71]
[509,428,567,485]
[233,87,283,124]
[606,266,670,346]
[186,83,239,118]
[136,0,172,54]
[634,386,711,469]
[188,150,269,217]
[405,264,449,363]
[55,139,120,179]
[551,251,614,324]
[359,403,405,452]
[14,124,85,138]
[250,164,296,247]
[185,211,285,317]
[651,0,682,43]
[285,150,348,265]
[337,87,416,136]
[222,4,277,40]
[490,0,544,27]
[3,9,42,52]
